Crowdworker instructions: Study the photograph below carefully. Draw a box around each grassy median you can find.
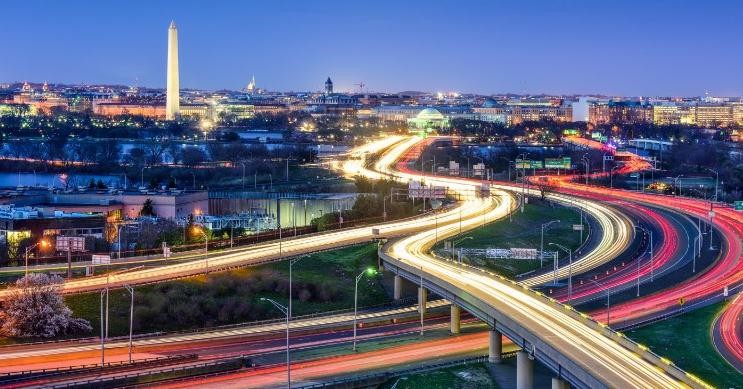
[434,199,583,279]
[626,302,743,388]
[65,243,387,337]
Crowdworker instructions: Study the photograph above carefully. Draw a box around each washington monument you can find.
[166,21,179,120]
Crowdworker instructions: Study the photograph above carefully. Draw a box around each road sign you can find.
[734,201,743,211]
[678,297,685,306]
[56,236,85,252]
[573,224,584,231]
[91,254,111,265]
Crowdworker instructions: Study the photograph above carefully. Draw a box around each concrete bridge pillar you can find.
[418,287,428,314]
[393,275,402,300]
[517,351,534,389]
[450,305,460,334]
[551,377,569,389]
[488,329,502,363]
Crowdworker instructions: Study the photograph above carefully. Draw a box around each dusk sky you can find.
[3,0,742,96]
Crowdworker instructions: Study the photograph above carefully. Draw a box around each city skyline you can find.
[2,0,743,96]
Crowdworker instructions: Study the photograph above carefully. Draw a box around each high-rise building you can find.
[166,21,180,120]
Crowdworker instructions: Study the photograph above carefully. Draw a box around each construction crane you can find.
[354,82,366,92]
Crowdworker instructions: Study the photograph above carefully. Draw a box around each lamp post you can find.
[383,193,392,222]
[634,224,654,283]
[549,242,573,303]
[192,226,209,274]
[586,279,611,326]
[540,220,560,268]
[124,284,134,363]
[260,298,290,388]
[581,154,590,186]
[24,239,48,282]
[239,162,246,190]
[140,166,151,188]
[610,166,619,189]
[353,267,377,351]
[288,255,308,324]
[706,168,719,202]
[452,236,473,262]
[674,175,684,197]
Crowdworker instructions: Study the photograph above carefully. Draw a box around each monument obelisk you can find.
[165,21,180,120]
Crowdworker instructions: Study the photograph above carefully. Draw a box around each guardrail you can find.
[295,353,517,388]
[47,356,246,388]
[0,354,197,385]
[381,248,714,389]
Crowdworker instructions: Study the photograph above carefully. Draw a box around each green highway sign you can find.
[735,201,743,211]
[545,157,571,169]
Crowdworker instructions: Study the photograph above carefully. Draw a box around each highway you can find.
[371,136,697,388]
[0,135,708,387]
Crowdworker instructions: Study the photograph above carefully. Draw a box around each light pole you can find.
[586,279,611,326]
[24,239,48,281]
[288,255,308,323]
[383,193,392,222]
[239,162,246,190]
[549,243,573,303]
[581,154,590,186]
[140,166,151,188]
[540,220,560,267]
[353,267,377,351]
[100,289,106,365]
[692,235,700,273]
[452,236,473,262]
[610,166,619,189]
[124,284,134,363]
[674,175,684,197]
[635,225,654,283]
[706,168,719,202]
[192,226,209,275]
[260,298,290,388]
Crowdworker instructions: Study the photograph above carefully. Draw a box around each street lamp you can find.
[260,298,290,388]
[706,168,719,202]
[382,193,392,222]
[124,285,135,363]
[353,267,378,351]
[24,239,49,281]
[610,166,620,189]
[586,279,611,326]
[140,166,151,188]
[452,236,473,262]
[634,225,654,297]
[581,154,590,186]
[549,242,573,303]
[540,220,560,267]
[239,161,246,190]
[673,175,684,197]
[191,226,209,275]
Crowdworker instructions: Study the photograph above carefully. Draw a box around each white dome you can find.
[416,108,444,120]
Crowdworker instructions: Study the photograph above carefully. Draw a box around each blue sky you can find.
[2,0,742,96]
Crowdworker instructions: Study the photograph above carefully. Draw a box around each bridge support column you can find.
[551,377,569,389]
[418,287,427,314]
[393,275,402,300]
[450,305,460,334]
[517,351,533,389]
[488,330,502,363]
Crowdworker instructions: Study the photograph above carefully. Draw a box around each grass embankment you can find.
[379,362,497,388]
[435,199,583,278]
[626,302,743,389]
[65,243,387,337]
